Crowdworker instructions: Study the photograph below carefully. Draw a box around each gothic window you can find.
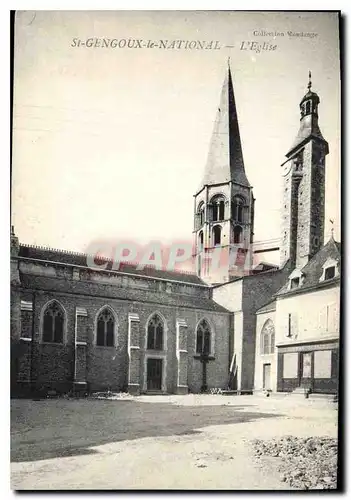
[233,225,243,244]
[42,301,64,343]
[210,195,225,222]
[196,319,211,355]
[147,314,164,350]
[232,196,245,223]
[96,307,115,347]
[213,225,221,246]
[198,230,204,250]
[261,319,275,354]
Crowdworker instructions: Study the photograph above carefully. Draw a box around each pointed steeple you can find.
[286,71,329,157]
[200,64,250,189]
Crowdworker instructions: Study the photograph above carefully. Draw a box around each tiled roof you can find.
[256,299,277,314]
[18,244,206,286]
[252,262,279,274]
[276,238,341,296]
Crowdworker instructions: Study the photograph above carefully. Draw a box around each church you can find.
[10,65,340,397]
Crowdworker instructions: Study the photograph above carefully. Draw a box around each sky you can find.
[12,10,341,258]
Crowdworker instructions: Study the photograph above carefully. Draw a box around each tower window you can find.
[213,225,221,246]
[232,196,245,223]
[306,100,311,114]
[210,195,225,222]
[233,225,243,244]
[198,230,204,251]
[196,202,205,228]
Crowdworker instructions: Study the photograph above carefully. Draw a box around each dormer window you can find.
[288,269,304,291]
[290,277,300,290]
[320,257,339,282]
[325,266,336,280]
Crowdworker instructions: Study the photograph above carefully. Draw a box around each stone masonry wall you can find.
[12,263,231,395]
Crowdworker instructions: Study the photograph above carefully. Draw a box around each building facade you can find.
[10,67,340,397]
[11,241,232,396]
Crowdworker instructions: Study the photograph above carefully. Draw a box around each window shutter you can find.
[319,306,327,334]
[284,314,290,337]
[291,313,298,337]
[328,303,338,334]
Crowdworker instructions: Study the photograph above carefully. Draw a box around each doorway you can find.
[147,358,163,391]
[263,363,271,390]
[299,352,313,390]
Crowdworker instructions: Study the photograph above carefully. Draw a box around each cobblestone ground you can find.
[11,394,338,490]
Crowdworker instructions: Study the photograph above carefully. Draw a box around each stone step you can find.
[308,393,338,402]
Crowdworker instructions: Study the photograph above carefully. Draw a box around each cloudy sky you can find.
[12,11,340,258]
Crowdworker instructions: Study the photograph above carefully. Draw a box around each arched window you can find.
[210,195,225,222]
[198,230,204,250]
[306,100,311,115]
[213,225,221,246]
[147,314,164,350]
[233,225,243,244]
[97,307,115,347]
[232,196,245,223]
[197,202,205,227]
[196,319,211,355]
[43,301,64,343]
[261,319,275,354]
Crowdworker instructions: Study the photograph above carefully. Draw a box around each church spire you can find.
[193,65,255,284]
[200,65,250,189]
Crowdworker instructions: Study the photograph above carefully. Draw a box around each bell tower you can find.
[280,72,329,269]
[193,63,254,284]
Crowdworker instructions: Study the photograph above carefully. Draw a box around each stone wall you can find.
[12,259,231,395]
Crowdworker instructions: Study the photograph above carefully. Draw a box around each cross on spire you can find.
[307,70,312,90]
[329,219,335,238]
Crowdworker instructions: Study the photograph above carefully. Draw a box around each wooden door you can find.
[299,352,313,390]
[147,358,163,391]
